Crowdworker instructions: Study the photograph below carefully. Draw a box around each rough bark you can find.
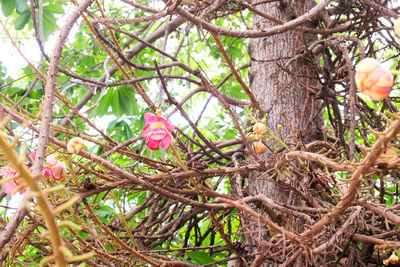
[247,0,323,264]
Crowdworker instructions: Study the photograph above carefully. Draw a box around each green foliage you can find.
[3,1,400,266]
[95,205,116,223]
[1,0,15,16]
[2,0,65,35]
[186,251,214,265]
[14,0,26,13]
[97,86,139,117]
[14,9,30,30]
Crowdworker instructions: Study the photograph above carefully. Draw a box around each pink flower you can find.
[0,164,27,195]
[142,113,175,150]
[355,58,393,101]
[29,151,57,179]
[50,161,67,181]
[42,167,52,178]
[45,154,67,181]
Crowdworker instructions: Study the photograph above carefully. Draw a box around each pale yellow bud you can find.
[253,122,266,135]
[67,137,85,154]
[389,251,399,264]
[247,133,257,142]
[46,154,58,166]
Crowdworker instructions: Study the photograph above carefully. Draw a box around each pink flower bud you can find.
[67,137,84,154]
[355,58,393,101]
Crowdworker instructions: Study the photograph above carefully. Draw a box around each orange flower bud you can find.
[253,122,267,135]
[253,141,267,154]
[394,18,400,38]
[355,58,393,101]
[67,137,85,154]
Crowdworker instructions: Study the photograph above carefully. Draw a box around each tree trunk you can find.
[247,0,323,264]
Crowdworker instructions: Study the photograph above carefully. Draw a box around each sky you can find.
[0,30,39,77]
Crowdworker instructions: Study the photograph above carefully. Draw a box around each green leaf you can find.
[122,121,133,138]
[118,86,138,115]
[186,251,214,265]
[210,46,220,59]
[97,89,114,117]
[95,205,116,218]
[41,8,59,40]
[14,9,30,30]
[14,0,26,13]
[112,89,123,116]
[134,115,146,132]
[227,45,242,58]
[227,84,248,100]
[2,0,15,16]
[43,3,64,14]
[5,86,25,97]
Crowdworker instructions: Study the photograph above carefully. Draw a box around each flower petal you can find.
[29,151,36,159]
[163,120,175,131]
[161,134,172,150]
[355,58,379,73]
[144,113,159,123]
[42,167,52,178]
[147,139,161,150]
[145,128,168,140]
[1,180,18,195]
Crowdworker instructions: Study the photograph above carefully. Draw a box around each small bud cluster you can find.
[383,251,399,266]
[247,121,268,154]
